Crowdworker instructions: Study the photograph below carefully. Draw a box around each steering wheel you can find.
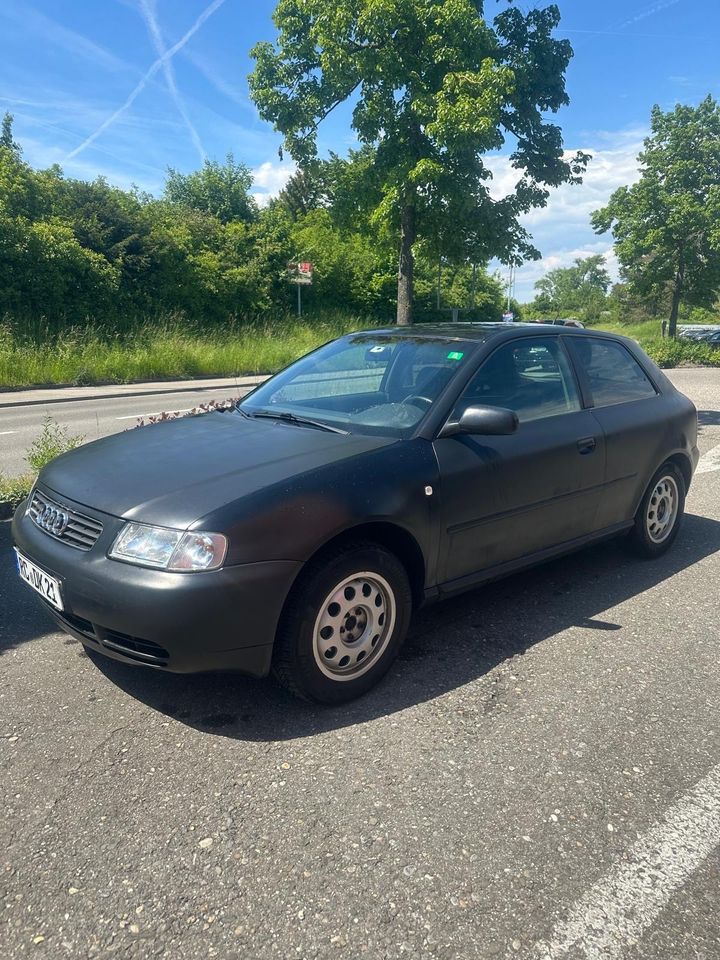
[403,394,433,410]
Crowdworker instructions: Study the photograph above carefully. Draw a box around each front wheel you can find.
[628,461,685,558]
[272,542,412,703]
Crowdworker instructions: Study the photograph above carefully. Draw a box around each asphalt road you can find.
[0,384,256,477]
[1,368,719,960]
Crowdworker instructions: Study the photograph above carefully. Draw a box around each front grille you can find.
[28,488,103,551]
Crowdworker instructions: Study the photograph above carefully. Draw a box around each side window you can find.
[452,338,581,424]
[574,339,657,407]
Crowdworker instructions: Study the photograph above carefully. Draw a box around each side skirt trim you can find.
[428,521,633,601]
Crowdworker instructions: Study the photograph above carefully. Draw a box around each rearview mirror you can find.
[440,404,519,438]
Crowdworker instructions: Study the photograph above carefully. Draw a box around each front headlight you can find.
[109,523,227,571]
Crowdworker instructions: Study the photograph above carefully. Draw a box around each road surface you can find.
[1,367,719,959]
[0,382,257,477]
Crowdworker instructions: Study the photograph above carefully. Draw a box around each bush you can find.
[25,415,84,472]
[0,472,34,511]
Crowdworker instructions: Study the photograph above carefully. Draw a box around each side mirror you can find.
[440,404,519,438]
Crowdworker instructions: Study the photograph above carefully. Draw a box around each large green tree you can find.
[250,0,587,324]
[593,96,720,337]
[164,155,257,224]
[532,253,611,320]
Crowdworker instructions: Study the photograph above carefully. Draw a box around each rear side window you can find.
[573,339,657,407]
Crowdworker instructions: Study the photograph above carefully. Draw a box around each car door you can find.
[565,337,662,529]
[433,336,607,587]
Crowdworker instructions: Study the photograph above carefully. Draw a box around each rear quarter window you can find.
[573,338,657,407]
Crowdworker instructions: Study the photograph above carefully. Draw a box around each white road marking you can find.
[115,408,192,421]
[0,431,17,435]
[696,443,720,475]
[534,763,720,960]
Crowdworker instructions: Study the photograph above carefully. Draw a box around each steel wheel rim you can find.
[312,572,396,681]
[646,475,679,543]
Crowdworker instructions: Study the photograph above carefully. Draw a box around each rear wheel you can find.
[628,461,685,558]
[272,542,412,703]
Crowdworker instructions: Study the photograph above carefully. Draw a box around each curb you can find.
[0,375,269,410]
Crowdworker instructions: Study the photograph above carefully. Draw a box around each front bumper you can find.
[11,494,302,676]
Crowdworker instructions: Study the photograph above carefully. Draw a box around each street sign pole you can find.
[288,260,313,318]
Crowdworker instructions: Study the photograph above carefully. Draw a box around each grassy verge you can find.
[588,318,720,367]
[0,314,718,392]
[0,315,380,389]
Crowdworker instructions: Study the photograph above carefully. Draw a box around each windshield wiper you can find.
[244,409,349,435]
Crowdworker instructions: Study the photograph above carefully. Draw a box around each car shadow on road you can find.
[88,512,720,742]
[0,520,57,656]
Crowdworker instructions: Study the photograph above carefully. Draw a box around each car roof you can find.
[353,322,610,343]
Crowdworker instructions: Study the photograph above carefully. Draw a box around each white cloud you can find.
[252,160,296,205]
[487,129,646,301]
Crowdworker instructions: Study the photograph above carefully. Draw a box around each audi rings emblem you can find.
[35,504,71,537]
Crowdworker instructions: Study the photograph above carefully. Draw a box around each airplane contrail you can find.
[617,0,682,29]
[67,0,227,161]
[139,0,206,162]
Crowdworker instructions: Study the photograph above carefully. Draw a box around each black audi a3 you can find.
[12,324,699,702]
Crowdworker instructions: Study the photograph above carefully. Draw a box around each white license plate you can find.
[15,549,64,611]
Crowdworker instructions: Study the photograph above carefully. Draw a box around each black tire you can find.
[272,541,412,704]
[628,461,685,558]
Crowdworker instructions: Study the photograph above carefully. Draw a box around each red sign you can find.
[298,262,313,277]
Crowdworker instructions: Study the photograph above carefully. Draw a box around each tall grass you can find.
[0,313,382,388]
[0,313,718,390]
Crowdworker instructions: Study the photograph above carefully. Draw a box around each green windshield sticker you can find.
[447,351,464,361]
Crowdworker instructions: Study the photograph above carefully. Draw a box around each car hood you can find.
[40,412,396,528]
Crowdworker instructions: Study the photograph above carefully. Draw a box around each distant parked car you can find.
[678,325,720,343]
[13,324,698,703]
[532,318,585,328]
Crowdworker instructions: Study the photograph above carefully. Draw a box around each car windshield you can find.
[238,333,474,438]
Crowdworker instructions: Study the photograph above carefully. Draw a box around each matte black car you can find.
[12,324,699,703]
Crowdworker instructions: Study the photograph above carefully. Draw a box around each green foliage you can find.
[0,112,21,157]
[250,0,587,322]
[586,317,720,368]
[0,314,383,388]
[164,155,258,224]
[0,472,34,510]
[25,415,84,472]
[530,254,611,322]
[0,123,506,336]
[593,96,720,336]
[0,409,84,508]
[277,165,328,220]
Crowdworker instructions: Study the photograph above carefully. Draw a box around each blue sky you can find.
[2,0,718,300]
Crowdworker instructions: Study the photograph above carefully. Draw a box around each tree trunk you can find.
[396,203,416,326]
[668,259,685,338]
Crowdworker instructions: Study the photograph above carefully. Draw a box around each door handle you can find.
[577,437,597,455]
